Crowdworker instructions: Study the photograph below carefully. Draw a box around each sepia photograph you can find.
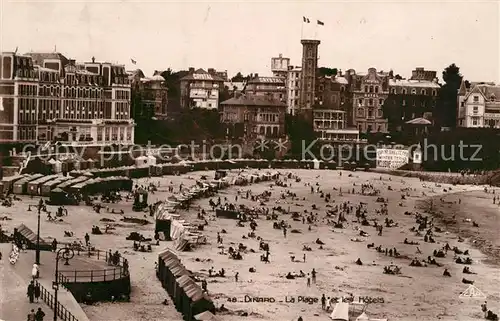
[0,1,499,321]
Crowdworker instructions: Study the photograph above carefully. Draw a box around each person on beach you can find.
[35,307,45,321]
[34,282,40,302]
[27,281,35,303]
[27,309,35,321]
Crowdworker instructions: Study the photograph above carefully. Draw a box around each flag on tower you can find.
[131,58,137,65]
[317,20,324,26]
[303,16,310,23]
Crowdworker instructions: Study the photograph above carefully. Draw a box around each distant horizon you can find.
[1,0,499,83]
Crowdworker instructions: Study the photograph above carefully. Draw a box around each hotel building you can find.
[0,51,134,145]
[180,68,225,109]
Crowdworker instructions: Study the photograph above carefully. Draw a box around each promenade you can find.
[0,243,98,321]
[0,247,53,321]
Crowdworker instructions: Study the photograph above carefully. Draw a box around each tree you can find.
[231,72,246,82]
[437,64,462,128]
[219,85,231,103]
[318,67,338,77]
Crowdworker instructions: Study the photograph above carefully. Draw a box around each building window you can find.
[358,124,363,131]
[402,89,407,95]
[368,99,373,106]
[472,118,478,126]
[375,86,379,93]
[473,95,479,102]
[364,86,368,93]
[391,88,396,94]
[357,108,364,117]
[340,86,345,92]
[421,89,426,95]
[369,86,374,93]
[411,88,417,95]
[368,110,373,117]
[379,99,384,105]
[473,106,478,113]
[358,99,363,106]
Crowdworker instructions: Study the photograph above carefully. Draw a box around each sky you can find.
[1,0,499,83]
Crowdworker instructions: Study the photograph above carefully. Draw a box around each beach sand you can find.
[1,169,499,321]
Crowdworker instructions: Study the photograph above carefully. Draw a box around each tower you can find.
[271,54,290,78]
[299,39,320,121]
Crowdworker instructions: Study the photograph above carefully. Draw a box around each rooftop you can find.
[389,79,440,88]
[25,52,70,67]
[181,68,225,82]
[247,76,285,84]
[477,84,500,102]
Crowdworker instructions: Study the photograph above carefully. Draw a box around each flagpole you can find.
[301,21,304,40]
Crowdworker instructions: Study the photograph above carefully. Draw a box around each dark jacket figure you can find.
[35,308,45,321]
[27,281,35,303]
[34,283,41,302]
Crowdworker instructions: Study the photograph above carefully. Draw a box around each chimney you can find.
[91,56,95,63]
[208,68,215,74]
[254,73,259,78]
[189,67,195,74]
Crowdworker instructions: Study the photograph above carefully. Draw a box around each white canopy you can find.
[330,302,349,321]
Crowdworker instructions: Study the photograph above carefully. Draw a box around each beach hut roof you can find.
[356,312,369,321]
[330,302,349,321]
[195,311,218,320]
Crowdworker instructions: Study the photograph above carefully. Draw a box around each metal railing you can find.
[58,266,126,283]
[56,247,129,284]
[35,280,79,321]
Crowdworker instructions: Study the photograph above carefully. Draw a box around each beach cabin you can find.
[56,176,90,192]
[13,174,43,195]
[178,277,215,321]
[40,176,72,196]
[14,224,52,251]
[27,174,60,196]
[0,174,27,194]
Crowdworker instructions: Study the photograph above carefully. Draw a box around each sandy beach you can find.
[1,169,499,321]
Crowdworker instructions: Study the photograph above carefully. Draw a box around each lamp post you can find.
[53,247,74,321]
[35,206,41,265]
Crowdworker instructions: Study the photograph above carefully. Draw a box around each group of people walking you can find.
[26,280,45,320]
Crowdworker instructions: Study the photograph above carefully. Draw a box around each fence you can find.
[56,247,129,284]
[35,280,79,321]
[58,266,126,283]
